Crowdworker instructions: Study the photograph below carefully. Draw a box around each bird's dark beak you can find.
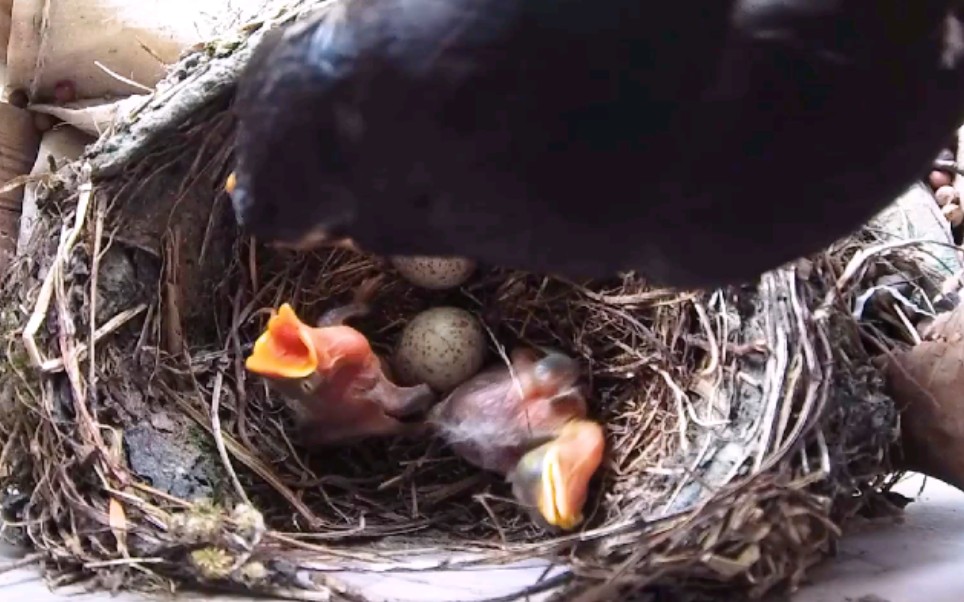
[226,170,360,253]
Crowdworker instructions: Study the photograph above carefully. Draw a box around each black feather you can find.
[232,0,964,288]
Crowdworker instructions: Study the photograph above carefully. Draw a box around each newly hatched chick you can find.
[245,285,436,446]
[428,347,605,529]
[509,419,605,531]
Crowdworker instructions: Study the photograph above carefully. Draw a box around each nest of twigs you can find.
[0,3,934,601]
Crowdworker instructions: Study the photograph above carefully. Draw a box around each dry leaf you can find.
[103,426,125,466]
[885,302,964,490]
[0,173,46,196]
[109,497,129,556]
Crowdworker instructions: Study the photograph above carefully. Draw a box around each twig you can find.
[0,552,43,574]
[23,174,94,368]
[167,386,328,529]
[761,270,829,472]
[481,320,522,398]
[84,557,165,569]
[658,368,726,432]
[0,173,48,196]
[230,288,256,453]
[474,493,509,545]
[161,229,185,355]
[94,61,154,93]
[753,274,791,472]
[53,225,125,485]
[660,435,715,517]
[248,237,259,293]
[88,199,105,393]
[41,304,149,373]
[570,282,696,307]
[693,301,720,377]
[893,304,923,345]
[136,38,166,66]
[683,335,767,358]
[655,369,690,453]
[211,371,251,505]
[815,238,960,319]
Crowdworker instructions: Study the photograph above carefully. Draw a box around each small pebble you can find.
[53,80,77,104]
[32,112,56,133]
[6,88,29,109]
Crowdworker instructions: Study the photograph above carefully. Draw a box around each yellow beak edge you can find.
[513,419,605,531]
[540,445,583,530]
[244,303,318,379]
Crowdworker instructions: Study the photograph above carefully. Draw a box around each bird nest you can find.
[0,4,921,601]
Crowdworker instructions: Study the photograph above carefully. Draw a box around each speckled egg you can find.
[394,307,487,392]
[390,256,477,290]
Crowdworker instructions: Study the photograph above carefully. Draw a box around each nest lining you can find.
[0,3,919,600]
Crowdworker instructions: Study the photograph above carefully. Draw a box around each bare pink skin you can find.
[252,300,436,446]
[428,347,588,475]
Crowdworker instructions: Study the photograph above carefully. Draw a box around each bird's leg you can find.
[317,303,370,327]
[296,411,422,447]
[317,275,383,327]
[372,380,438,419]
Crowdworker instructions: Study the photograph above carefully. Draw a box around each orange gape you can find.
[245,302,436,446]
[224,172,237,195]
[427,347,605,530]
[508,418,605,531]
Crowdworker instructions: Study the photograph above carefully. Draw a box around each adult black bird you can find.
[228,0,964,289]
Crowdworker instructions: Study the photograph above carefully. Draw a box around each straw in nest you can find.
[0,2,927,600]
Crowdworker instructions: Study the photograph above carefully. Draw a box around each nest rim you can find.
[0,4,924,600]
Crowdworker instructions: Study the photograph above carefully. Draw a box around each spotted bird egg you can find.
[394,307,487,392]
[390,256,477,290]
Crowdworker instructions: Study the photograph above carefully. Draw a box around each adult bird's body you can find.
[230,0,964,288]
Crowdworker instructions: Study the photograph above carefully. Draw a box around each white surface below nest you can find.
[1,473,962,601]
